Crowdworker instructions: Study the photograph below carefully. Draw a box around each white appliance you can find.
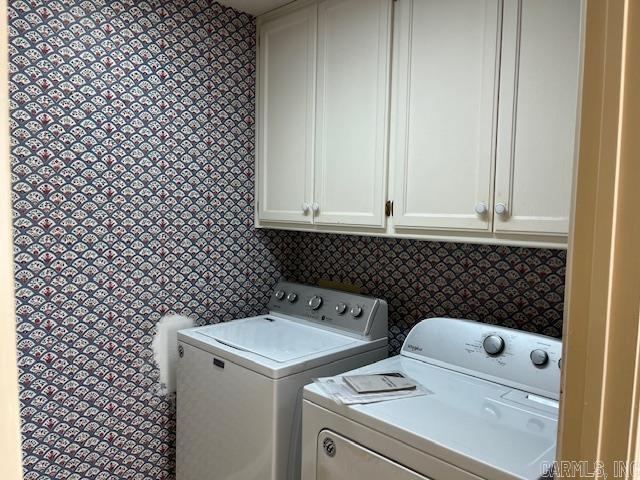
[176,281,388,480]
[302,317,562,480]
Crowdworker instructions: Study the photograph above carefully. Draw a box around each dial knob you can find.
[530,349,549,367]
[287,292,298,303]
[494,203,508,215]
[350,305,363,318]
[308,295,323,310]
[335,302,347,315]
[483,335,505,355]
[274,290,285,300]
[475,202,488,215]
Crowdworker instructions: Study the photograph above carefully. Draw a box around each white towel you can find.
[153,314,195,395]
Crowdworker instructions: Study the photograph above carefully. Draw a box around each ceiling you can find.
[217,0,293,16]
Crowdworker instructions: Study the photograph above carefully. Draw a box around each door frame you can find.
[558,0,640,475]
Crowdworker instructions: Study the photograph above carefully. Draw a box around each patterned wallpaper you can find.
[8,1,290,479]
[8,0,566,479]
[279,232,566,354]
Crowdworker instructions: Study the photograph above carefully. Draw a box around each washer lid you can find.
[197,316,358,363]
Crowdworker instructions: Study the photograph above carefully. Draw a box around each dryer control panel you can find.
[268,281,388,342]
[401,318,562,400]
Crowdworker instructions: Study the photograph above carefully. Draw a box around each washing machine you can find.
[176,281,388,480]
[302,317,562,480]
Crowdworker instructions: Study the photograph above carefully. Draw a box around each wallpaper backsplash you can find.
[8,0,566,479]
[279,232,566,353]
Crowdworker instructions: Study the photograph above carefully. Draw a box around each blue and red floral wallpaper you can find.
[281,233,566,353]
[9,1,287,478]
[8,0,566,479]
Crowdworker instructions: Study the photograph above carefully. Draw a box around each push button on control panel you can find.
[335,302,347,315]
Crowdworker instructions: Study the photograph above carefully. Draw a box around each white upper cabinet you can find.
[391,0,501,232]
[494,0,582,235]
[256,0,583,247]
[257,5,317,224]
[313,0,392,227]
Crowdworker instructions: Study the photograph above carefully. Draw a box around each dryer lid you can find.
[197,316,358,363]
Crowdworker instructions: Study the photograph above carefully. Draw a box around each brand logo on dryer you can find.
[406,344,423,352]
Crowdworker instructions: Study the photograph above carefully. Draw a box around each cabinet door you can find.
[257,5,316,224]
[391,0,501,232]
[494,0,582,235]
[313,0,392,227]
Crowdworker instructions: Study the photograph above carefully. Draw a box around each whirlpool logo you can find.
[406,344,423,352]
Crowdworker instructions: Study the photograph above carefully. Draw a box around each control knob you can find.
[335,302,347,315]
[350,306,363,318]
[308,295,323,310]
[274,290,285,300]
[483,335,505,356]
[287,292,297,303]
[530,349,549,367]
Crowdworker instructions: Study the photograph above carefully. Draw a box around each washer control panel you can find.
[401,318,562,400]
[268,281,388,341]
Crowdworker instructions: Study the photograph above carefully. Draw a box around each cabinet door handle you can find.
[302,202,311,214]
[311,202,320,213]
[474,202,488,215]
[495,203,508,215]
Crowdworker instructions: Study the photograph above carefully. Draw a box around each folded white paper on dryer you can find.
[314,373,432,405]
